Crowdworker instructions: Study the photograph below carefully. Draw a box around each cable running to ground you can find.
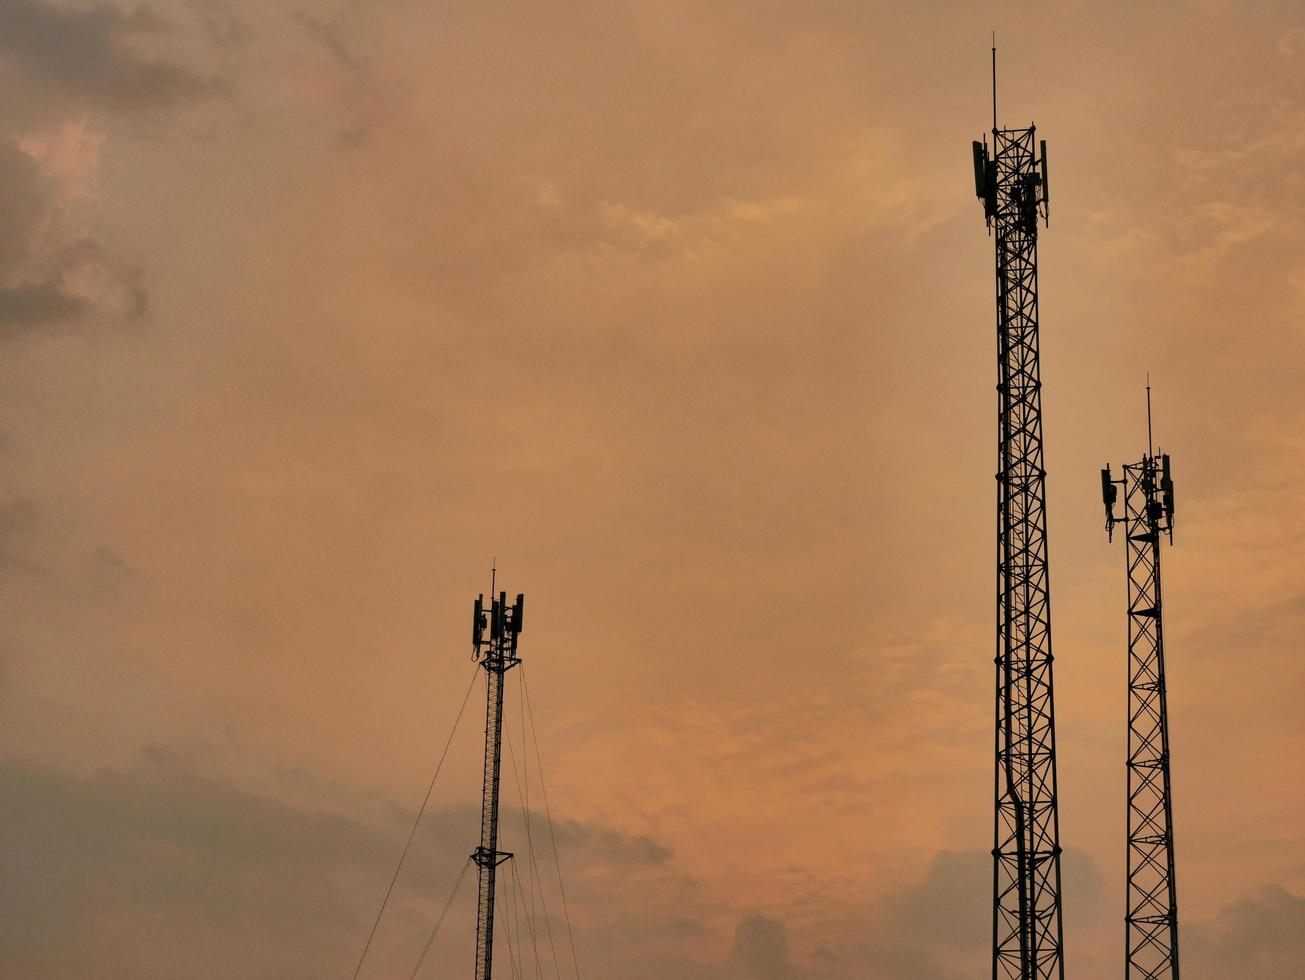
[524,805,561,980]
[523,668,582,980]
[350,666,481,980]
[504,858,523,980]
[517,680,562,980]
[520,683,543,979]
[506,729,550,979]
[408,856,472,980]
[510,853,544,979]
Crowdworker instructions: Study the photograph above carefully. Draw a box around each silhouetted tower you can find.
[1101,389,1180,979]
[470,586,525,980]
[972,46,1064,980]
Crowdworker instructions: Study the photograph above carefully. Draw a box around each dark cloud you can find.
[1186,885,1305,978]
[731,914,797,980]
[195,0,254,51]
[0,751,488,977]
[91,544,134,573]
[0,753,398,977]
[0,496,41,573]
[89,544,140,595]
[296,10,365,74]
[0,281,88,329]
[0,142,147,333]
[0,1,227,338]
[826,848,1109,980]
[0,497,39,539]
[54,237,149,320]
[0,0,216,114]
[544,810,673,866]
[882,849,990,957]
[836,849,993,980]
[0,141,49,272]
[0,242,148,333]
[292,7,399,148]
[0,751,684,978]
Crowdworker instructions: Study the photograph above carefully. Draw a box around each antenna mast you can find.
[469,583,526,980]
[1101,400,1181,979]
[1146,376,1154,457]
[971,49,1064,980]
[992,34,998,132]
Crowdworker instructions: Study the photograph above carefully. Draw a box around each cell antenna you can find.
[972,45,1066,980]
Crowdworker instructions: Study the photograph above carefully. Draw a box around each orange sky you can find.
[1,1,1304,978]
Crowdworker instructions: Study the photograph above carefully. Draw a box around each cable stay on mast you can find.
[506,724,560,980]
[523,677,564,980]
[509,854,544,979]
[502,859,523,980]
[522,667,582,980]
[499,671,581,980]
[407,857,474,980]
[349,665,481,980]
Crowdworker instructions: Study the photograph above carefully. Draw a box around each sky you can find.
[1,1,1304,977]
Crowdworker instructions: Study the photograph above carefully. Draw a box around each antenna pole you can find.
[1146,376,1154,459]
[992,34,998,132]
[974,51,1066,980]
[470,582,525,980]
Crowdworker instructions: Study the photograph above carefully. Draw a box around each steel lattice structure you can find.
[973,93,1064,980]
[470,588,525,980]
[1103,432,1180,979]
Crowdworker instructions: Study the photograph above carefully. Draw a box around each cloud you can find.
[0,496,41,573]
[0,0,216,116]
[0,281,89,327]
[0,750,688,978]
[0,235,147,334]
[731,914,798,980]
[196,0,254,51]
[0,135,147,334]
[1185,885,1305,978]
[0,1,235,339]
[818,848,1111,980]
[0,140,48,273]
[0,752,401,977]
[7,746,1290,980]
[50,237,148,320]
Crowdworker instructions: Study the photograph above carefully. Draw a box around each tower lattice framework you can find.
[470,588,524,980]
[974,103,1065,980]
[1103,439,1180,979]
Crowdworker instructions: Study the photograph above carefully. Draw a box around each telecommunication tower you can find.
[470,585,525,980]
[1101,389,1180,979]
[971,45,1065,980]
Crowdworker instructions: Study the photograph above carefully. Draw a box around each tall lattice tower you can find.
[1101,391,1181,979]
[972,49,1065,980]
[470,586,525,980]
